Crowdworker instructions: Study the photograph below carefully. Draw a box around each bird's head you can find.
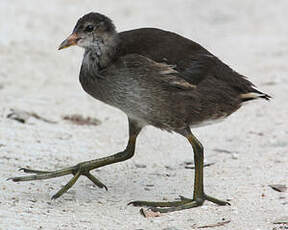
[58,12,117,50]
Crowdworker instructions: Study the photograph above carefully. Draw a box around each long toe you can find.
[204,194,230,206]
[148,200,200,213]
[128,195,194,208]
[51,170,81,199]
[84,172,108,190]
[129,199,191,208]
[19,168,52,174]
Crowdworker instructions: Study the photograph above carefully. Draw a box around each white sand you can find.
[0,0,287,229]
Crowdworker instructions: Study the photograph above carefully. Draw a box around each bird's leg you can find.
[9,119,142,199]
[129,128,230,213]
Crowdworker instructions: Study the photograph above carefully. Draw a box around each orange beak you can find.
[58,33,80,50]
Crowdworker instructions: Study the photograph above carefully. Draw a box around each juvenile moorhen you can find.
[10,12,270,213]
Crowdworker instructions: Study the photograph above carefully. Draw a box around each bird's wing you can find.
[119,28,261,94]
[111,54,197,91]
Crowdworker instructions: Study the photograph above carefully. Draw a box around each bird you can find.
[10,12,270,213]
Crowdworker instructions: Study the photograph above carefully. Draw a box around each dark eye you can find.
[84,25,94,32]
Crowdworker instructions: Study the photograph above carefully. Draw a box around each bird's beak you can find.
[58,33,80,50]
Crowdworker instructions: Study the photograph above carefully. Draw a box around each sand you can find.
[0,0,287,229]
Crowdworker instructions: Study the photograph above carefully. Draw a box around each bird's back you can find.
[118,28,263,95]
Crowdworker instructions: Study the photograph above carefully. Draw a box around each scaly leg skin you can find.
[129,128,230,213]
[8,119,142,200]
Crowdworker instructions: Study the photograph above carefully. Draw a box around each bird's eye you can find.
[84,25,94,32]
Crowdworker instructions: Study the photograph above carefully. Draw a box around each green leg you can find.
[9,119,142,199]
[129,128,230,213]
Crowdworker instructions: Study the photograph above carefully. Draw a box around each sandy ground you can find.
[0,0,287,229]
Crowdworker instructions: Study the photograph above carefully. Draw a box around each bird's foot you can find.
[8,161,108,199]
[129,194,230,213]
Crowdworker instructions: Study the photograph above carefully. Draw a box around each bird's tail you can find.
[240,90,271,102]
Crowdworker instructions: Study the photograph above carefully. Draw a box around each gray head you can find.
[58,12,117,50]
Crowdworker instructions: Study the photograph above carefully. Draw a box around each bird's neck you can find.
[83,33,119,71]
